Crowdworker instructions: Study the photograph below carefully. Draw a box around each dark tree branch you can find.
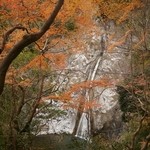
[20,76,44,133]
[0,0,64,95]
[17,86,25,116]
[141,133,150,150]
[0,25,29,54]
[129,115,146,150]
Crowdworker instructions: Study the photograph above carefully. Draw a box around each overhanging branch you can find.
[0,25,29,54]
[0,0,64,95]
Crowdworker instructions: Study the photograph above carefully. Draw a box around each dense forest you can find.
[0,0,149,150]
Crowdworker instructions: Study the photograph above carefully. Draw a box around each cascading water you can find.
[75,112,90,139]
[38,19,130,140]
[74,33,107,139]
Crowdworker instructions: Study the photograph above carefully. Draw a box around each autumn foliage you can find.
[0,0,142,94]
[0,0,145,115]
[1,0,149,149]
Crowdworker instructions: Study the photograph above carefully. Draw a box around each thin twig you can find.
[129,115,146,150]
[141,133,150,150]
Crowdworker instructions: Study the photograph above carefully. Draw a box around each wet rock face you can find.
[38,20,130,139]
[92,103,123,138]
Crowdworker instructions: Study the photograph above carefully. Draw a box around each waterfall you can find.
[38,20,129,139]
[74,33,107,139]
[75,112,89,139]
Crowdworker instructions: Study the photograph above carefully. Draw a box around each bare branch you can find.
[129,115,146,150]
[141,133,150,150]
[20,76,45,133]
[0,25,29,54]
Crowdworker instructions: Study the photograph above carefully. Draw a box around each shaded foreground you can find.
[32,134,87,150]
